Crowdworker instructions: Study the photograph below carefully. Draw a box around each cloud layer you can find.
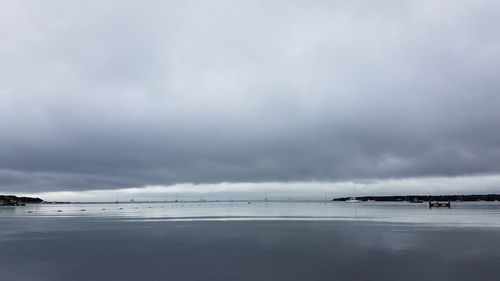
[1,0,500,193]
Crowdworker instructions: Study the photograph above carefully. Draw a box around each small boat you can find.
[346,183,361,203]
[346,197,360,203]
[429,201,451,208]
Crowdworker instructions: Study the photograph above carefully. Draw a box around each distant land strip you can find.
[0,195,43,206]
[333,194,500,202]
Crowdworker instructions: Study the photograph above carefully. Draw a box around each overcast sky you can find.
[1,0,500,200]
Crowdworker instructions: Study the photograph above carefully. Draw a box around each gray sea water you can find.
[1,201,500,281]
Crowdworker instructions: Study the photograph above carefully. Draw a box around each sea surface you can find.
[1,201,500,281]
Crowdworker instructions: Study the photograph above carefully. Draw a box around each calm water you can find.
[2,201,500,227]
[1,202,500,281]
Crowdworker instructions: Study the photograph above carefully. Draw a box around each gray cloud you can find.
[1,0,500,192]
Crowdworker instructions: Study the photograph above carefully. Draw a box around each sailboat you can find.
[346,184,360,203]
[346,197,360,203]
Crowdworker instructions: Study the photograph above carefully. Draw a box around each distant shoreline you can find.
[2,194,500,205]
[0,195,43,206]
[333,194,500,202]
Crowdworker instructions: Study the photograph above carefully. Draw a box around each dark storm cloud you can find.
[1,0,500,192]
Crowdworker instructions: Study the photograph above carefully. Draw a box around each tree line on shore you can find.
[333,194,500,202]
[0,195,43,205]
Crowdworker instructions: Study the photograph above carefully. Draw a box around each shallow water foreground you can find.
[1,202,500,281]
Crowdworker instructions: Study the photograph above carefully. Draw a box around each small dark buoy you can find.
[57,210,62,212]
